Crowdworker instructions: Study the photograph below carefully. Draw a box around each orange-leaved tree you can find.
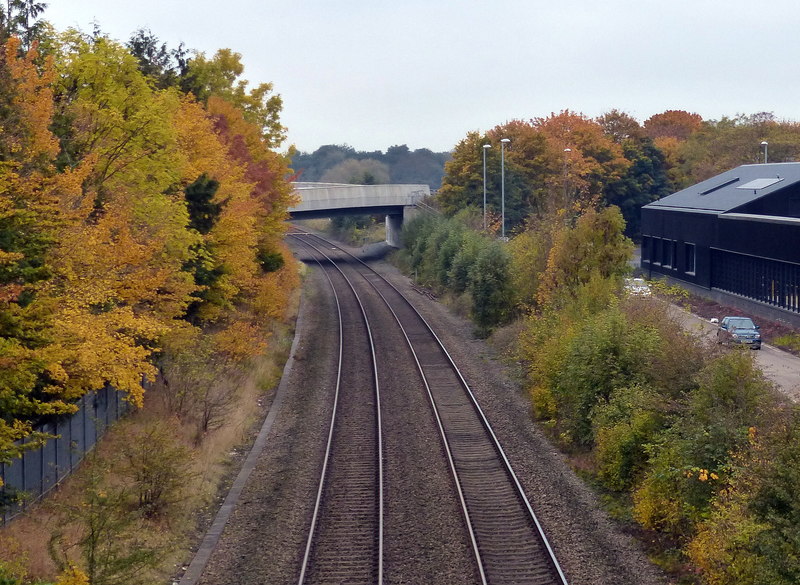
[47,30,204,406]
[534,110,630,210]
[0,36,93,465]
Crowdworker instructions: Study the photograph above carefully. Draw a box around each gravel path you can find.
[181,239,668,585]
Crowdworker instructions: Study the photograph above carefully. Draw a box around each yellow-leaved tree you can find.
[0,36,93,466]
[47,31,207,406]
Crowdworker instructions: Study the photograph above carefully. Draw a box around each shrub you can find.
[447,231,484,294]
[49,454,164,585]
[592,384,664,491]
[549,300,658,445]
[433,223,466,289]
[537,206,633,310]
[400,213,439,275]
[54,565,89,585]
[118,419,192,518]
[689,407,800,585]
[633,351,775,537]
[632,440,698,535]
[468,242,514,336]
[418,220,457,287]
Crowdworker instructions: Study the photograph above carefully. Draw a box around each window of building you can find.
[685,243,696,274]
[652,237,662,265]
[662,239,674,268]
[641,236,650,262]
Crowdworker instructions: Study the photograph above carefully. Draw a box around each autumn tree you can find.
[537,205,633,309]
[439,114,633,234]
[643,109,703,140]
[507,213,562,310]
[487,120,552,224]
[187,95,295,330]
[599,111,672,236]
[0,17,298,500]
[641,110,703,188]
[437,131,492,218]
[0,36,90,463]
[181,48,285,148]
[534,110,630,210]
[677,113,800,184]
[437,124,550,232]
[47,31,198,405]
[597,109,645,143]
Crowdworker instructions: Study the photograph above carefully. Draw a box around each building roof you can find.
[644,162,800,214]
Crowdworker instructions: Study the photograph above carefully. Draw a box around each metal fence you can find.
[1,385,128,524]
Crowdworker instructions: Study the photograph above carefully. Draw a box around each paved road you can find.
[669,304,800,401]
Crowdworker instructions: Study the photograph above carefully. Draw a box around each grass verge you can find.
[0,291,300,584]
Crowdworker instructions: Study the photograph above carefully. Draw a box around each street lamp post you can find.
[761,141,769,164]
[500,138,510,239]
[482,144,491,231]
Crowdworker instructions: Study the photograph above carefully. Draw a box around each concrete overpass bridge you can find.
[289,182,431,247]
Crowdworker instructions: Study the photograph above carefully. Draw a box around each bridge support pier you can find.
[385,206,419,248]
[385,214,403,247]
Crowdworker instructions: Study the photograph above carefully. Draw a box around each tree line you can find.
[438,109,800,238]
[397,109,800,583]
[0,14,297,485]
[291,143,450,189]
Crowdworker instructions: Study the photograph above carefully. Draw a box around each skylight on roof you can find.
[737,177,784,190]
[700,177,739,195]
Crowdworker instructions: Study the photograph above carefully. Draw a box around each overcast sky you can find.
[45,0,800,154]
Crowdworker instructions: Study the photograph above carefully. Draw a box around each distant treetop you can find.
[290,144,451,190]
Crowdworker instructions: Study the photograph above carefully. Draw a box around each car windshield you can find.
[728,318,756,329]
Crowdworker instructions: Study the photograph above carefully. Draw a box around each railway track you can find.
[291,231,568,585]
[295,238,384,585]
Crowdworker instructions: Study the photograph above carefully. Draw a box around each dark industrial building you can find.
[641,162,800,316]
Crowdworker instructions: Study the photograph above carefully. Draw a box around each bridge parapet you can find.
[291,182,430,213]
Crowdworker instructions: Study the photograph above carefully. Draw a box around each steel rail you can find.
[356,263,488,583]
[292,231,569,585]
[294,235,384,585]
